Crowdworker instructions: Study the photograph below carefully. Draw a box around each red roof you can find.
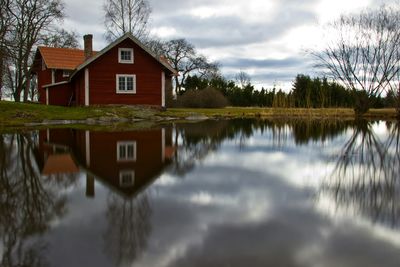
[37,34,176,74]
[38,46,97,70]
[42,153,79,175]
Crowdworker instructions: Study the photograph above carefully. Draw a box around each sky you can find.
[63,0,395,90]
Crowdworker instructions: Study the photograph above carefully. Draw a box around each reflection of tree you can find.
[321,121,400,228]
[267,119,353,146]
[103,193,152,267]
[170,119,353,176]
[0,133,76,267]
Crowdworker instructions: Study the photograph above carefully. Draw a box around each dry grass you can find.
[163,107,397,119]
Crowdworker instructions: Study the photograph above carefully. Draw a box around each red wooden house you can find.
[31,33,176,107]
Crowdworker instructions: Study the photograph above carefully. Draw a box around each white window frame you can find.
[62,70,71,78]
[119,170,135,187]
[116,74,136,94]
[118,48,134,64]
[117,141,137,162]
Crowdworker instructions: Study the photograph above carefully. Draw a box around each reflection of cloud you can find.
[133,124,400,267]
[136,163,316,266]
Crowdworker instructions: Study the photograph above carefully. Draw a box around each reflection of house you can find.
[37,128,174,198]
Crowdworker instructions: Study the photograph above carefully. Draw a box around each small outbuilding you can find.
[31,33,176,107]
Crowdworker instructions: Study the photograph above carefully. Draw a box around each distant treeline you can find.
[177,74,397,108]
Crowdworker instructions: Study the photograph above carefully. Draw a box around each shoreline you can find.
[0,101,398,131]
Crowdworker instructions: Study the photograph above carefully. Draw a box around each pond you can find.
[0,119,399,267]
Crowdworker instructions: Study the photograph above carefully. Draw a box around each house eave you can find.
[42,81,70,88]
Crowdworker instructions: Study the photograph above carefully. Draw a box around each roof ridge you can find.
[38,46,84,51]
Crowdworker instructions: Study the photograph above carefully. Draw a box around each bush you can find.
[353,90,370,116]
[176,87,229,108]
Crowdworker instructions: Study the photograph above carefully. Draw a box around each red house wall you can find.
[48,83,73,106]
[74,72,85,106]
[81,39,166,106]
[37,59,52,104]
[35,55,70,105]
[55,69,70,83]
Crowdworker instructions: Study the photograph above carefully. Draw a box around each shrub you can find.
[176,87,229,108]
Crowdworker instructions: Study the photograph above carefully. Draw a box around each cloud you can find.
[60,0,397,88]
[146,0,321,88]
[150,1,318,48]
[221,57,309,69]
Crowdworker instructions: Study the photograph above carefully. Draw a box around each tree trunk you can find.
[23,68,30,102]
[174,75,180,96]
[24,74,30,102]
[15,81,23,102]
[14,90,21,102]
[396,87,400,120]
[30,74,36,101]
[353,90,370,117]
[0,52,3,101]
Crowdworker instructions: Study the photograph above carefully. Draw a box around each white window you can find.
[118,48,134,64]
[119,170,135,187]
[63,70,71,78]
[117,141,137,161]
[116,74,136,94]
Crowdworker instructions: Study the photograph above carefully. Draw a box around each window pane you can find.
[121,50,131,61]
[119,145,126,159]
[126,77,133,91]
[119,77,126,91]
[127,144,134,158]
[121,172,134,185]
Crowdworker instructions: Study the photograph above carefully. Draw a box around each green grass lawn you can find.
[0,101,159,125]
[0,101,397,129]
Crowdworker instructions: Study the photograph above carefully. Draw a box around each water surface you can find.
[0,119,399,267]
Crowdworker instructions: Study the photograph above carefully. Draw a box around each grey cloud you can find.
[64,0,103,26]
[221,57,310,69]
[252,72,300,82]
[152,7,317,48]
[221,56,315,86]
[223,70,299,86]
[149,0,319,16]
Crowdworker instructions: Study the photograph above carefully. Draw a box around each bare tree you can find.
[145,37,164,56]
[320,121,400,228]
[235,70,251,89]
[6,0,64,102]
[41,28,79,48]
[160,38,219,95]
[0,0,12,100]
[0,132,76,267]
[104,193,152,267]
[103,0,151,41]
[312,5,400,115]
[387,63,400,118]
